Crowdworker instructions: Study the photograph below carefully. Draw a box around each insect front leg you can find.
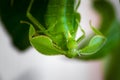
[75,19,85,43]
[78,22,106,56]
[75,0,81,10]
[26,0,45,32]
[44,21,57,33]
[73,11,85,43]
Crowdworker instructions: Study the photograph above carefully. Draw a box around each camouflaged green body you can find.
[44,0,78,50]
[26,0,106,58]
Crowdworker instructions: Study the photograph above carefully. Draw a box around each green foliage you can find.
[0,0,48,50]
[93,0,116,33]
[105,20,120,80]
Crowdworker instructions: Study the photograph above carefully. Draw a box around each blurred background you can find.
[0,0,119,80]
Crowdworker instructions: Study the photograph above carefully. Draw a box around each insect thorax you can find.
[44,0,77,50]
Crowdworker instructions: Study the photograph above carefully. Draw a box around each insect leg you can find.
[75,19,85,43]
[26,0,45,32]
[45,21,57,33]
[20,20,38,39]
[78,21,106,56]
[28,23,66,55]
[75,0,81,10]
[89,21,104,36]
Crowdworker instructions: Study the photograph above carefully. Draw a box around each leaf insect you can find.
[21,0,106,58]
